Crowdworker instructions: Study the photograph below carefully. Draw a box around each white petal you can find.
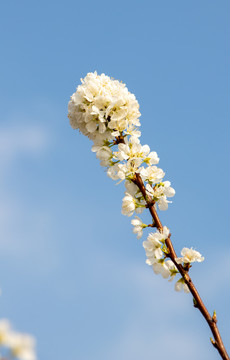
[86,121,97,133]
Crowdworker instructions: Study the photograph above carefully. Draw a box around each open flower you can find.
[153,259,177,279]
[146,182,175,210]
[140,166,165,183]
[121,193,136,216]
[131,216,146,239]
[91,145,113,166]
[143,227,170,265]
[175,278,190,293]
[176,248,204,265]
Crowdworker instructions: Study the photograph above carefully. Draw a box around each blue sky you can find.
[0,1,230,359]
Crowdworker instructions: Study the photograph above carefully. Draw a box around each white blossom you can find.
[146,182,175,198]
[124,126,141,138]
[146,182,175,211]
[114,141,149,162]
[107,163,127,181]
[8,333,36,360]
[144,151,159,165]
[131,216,146,239]
[121,193,136,216]
[143,227,170,265]
[167,260,178,281]
[140,166,165,183]
[68,72,141,143]
[152,259,176,279]
[175,279,190,293]
[176,248,204,265]
[0,319,36,360]
[91,145,113,166]
[157,197,171,211]
[107,160,143,182]
[125,180,139,197]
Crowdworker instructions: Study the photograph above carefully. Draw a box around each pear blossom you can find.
[146,182,175,211]
[144,240,163,265]
[107,163,127,181]
[125,181,145,210]
[114,138,151,164]
[124,125,141,138]
[122,191,146,217]
[153,259,177,279]
[144,151,159,165]
[175,278,190,293]
[157,196,172,211]
[176,248,204,265]
[131,216,146,239]
[91,145,113,166]
[143,226,170,265]
[140,166,165,183]
[0,319,36,360]
[107,160,143,182]
[156,182,175,200]
[125,180,139,197]
[147,226,170,243]
[121,193,136,216]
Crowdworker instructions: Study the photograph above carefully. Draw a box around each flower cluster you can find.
[68,72,205,294]
[141,228,204,292]
[68,71,140,144]
[0,319,36,360]
[143,226,178,280]
[68,72,175,212]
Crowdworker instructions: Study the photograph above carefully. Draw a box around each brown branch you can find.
[132,172,229,360]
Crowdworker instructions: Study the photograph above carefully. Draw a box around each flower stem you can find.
[132,172,229,360]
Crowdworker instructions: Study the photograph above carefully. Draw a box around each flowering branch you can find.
[68,72,229,360]
[132,172,229,360]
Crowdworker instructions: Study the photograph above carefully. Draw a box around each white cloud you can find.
[0,125,48,169]
[75,245,220,360]
[0,123,58,271]
[95,258,215,360]
[103,323,212,360]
